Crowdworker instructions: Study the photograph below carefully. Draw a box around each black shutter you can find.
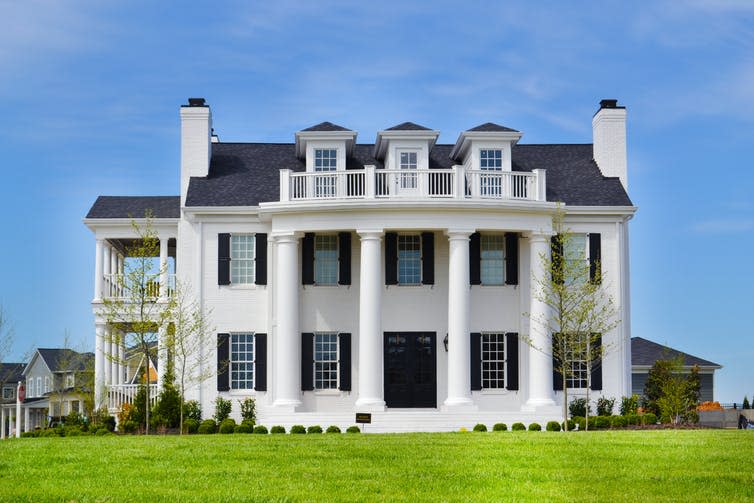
[506,333,519,391]
[551,234,564,285]
[385,232,398,285]
[470,332,482,391]
[552,335,563,391]
[589,233,601,285]
[338,333,351,391]
[301,333,314,391]
[255,233,267,285]
[302,233,315,285]
[254,334,266,391]
[505,233,519,285]
[421,232,435,285]
[338,232,351,285]
[218,234,231,285]
[469,232,481,285]
[590,334,603,391]
[217,333,230,391]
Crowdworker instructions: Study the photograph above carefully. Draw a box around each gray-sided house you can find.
[631,337,721,402]
[1,362,25,438]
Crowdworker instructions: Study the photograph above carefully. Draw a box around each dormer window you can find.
[399,150,419,190]
[314,149,338,171]
[480,149,503,197]
[480,149,502,170]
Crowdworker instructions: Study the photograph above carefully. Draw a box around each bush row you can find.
[467,413,659,433]
[184,419,360,435]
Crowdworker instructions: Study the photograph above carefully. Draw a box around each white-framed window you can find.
[480,234,505,285]
[44,376,50,394]
[314,148,338,197]
[398,234,421,285]
[3,387,14,400]
[71,401,80,413]
[480,149,503,197]
[26,379,33,398]
[230,333,255,390]
[564,234,588,284]
[66,374,74,388]
[37,377,41,396]
[565,332,588,389]
[399,150,418,189]
[481,333,506,389]
[314,333,338,390]
[231,234,255,284]
[314,234,338,285]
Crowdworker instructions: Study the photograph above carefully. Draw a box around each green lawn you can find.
[1,430,752,502]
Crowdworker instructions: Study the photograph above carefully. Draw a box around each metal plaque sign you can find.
[355,413,372,424]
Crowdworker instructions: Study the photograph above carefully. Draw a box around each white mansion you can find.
[85,98,635,431]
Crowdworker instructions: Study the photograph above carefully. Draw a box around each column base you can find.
[442,397,478,411]
[522,397,557,412]
[272,399,303,413]
[354,398,386,412]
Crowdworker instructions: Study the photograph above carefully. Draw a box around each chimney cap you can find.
[598,99,625,110]
[187,97,207,107]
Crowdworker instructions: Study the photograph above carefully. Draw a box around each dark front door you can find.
[384,332,436,408]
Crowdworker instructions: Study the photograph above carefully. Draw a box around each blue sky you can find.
[1,1,753,403]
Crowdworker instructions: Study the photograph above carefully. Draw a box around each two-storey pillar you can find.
[94,239,104,302]
[273,232,302,410]
[444,229,476,409]
[94,323,105,409]
[526,231,556,407]
[355,230,385,411]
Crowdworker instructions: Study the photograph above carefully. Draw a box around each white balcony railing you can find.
[103,273,175,300]
[280,166,546,203]
[107,384,158,412]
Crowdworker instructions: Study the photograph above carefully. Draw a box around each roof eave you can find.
[450,130,524,161]
[373,130,441,159]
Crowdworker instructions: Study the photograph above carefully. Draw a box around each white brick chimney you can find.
[180,98,212,205]
[592,99,627,190]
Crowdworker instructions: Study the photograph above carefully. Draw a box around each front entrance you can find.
[384,332,436,408]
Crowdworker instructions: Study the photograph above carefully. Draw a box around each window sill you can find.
[225,284,263,290]
[312,389,343,396]
[478,388,513,395]
[226,389,259,396]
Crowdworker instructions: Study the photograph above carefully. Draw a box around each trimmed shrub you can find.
[253,425,269,435]
[569,398,591,418]
[346,426,361,433]
[307,425,323,434]
[528,423,542,431]
[213,397,232,423]
[197,419,217,434]
[21,431,37,438]
[239,398,256,424]
[596,397,616,417]
[184,418,200,434]
[492,423,507,432]
[626,414,641,426]
[642,413,657,426]
[610,415,628,428]
[511,422,526,431]
[40,429,58,438]
[290,424,306,434]
[572,416,586,431]
[219,418,236,434]
[473,423,487,432]
[326,425,341,434]
[562,419,576,431]
[64,426,82,437]
[546,421,561,432]
[95,427,110,436]
[620,395,640,416]
[121,420,138,434]
[153,383,181,428]
[270,425,286,434]
[183,400,202,422]
[593,416,611,429]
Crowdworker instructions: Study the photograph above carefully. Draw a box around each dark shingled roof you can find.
[468,122,519,133]
[301,121,352,132]
[1,363,24,384]
[632,337,721,368]
[386,122,431,131]
[183,142,632,207]
[86,196,180,219]
[37,349,94,373]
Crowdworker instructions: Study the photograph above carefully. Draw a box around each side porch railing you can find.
[103,273,175,300]
[107,384,158,412]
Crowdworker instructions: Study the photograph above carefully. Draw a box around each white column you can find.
[118,341,125,386]
[526,232,556,407]
[444,230,475,409]
[95,323,105,408]
[15,386,21,438]
[103,327,112,387]
[159,238,168,299]
[355,230,385,411]
[157,324,168,389]
[110,339,118,389]
[103,244,111,298]
[23,407,30,432]
[273,233,302,409]
[1,406,5,439]
[94,239,104,301]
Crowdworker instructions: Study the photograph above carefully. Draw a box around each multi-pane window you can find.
[27,379,33,398]
[230,333,255,390]
[482,333,506,389]
[399,151,418,189]
[564,234,588,284]
[231,234,255,284]
[314,333,338,390]
[44,377,50,394]
[66,374,74,388]
[3,387,14,400]
[480,234,505,285]
[37,377,41,396]
[565,333,588,389]
[314,149,337,197]
[398,234,421,284]
[480,149,503,197]
[314,235,338,285]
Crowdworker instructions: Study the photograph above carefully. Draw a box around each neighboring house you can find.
[21,349,94,430]
[84,98,636,431]
[631,337,721,402]
[0,363,24,438]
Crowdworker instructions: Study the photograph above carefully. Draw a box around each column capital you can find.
[526,230,554,243]
[271,231,303,243]
[445,229,475,240]
[356,229,383,240]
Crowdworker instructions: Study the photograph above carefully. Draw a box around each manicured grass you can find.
[1,430,753,502]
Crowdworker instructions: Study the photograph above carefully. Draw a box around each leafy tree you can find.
[645,356,700,425]
[743,396,750,410]
[152,364,181,428]
[528,212,620,430]
[99,213,170,434]
[642,358,676,416]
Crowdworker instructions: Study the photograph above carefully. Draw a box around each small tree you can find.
[528,212,620,430]
[645,356,700,425]
[744,396,751,410]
